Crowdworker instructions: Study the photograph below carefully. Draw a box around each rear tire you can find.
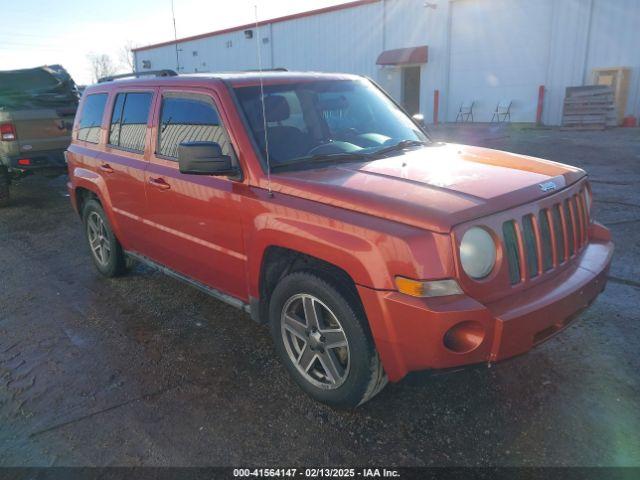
[82,199,127,277]
[269,271,387,408]
[0,167,10,208]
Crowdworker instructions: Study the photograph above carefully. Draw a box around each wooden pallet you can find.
[562,86,616,130]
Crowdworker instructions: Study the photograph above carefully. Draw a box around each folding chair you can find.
[491,100,512,123]
[455,101,475,122]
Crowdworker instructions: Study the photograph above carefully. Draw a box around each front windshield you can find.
[233,79,430,169]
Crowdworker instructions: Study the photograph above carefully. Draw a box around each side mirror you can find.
[178,141,237,176]
[412,113,425,126]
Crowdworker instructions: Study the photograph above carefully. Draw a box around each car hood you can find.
[270,143,586,233]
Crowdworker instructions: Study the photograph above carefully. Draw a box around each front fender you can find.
[244,190,456,298]
[247,214,388,295]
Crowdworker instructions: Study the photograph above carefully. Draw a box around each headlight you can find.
[460,227,497,279]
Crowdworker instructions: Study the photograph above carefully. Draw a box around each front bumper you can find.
[358,224,614,382]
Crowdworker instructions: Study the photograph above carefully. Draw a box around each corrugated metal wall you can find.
[179,28,273,73]
[543,0,593,126]
[585,0,640,119]
[134,0,639,125]
[381,0,449,122]
[272,2,382,75]
[544,0,640,125]
[447,0,553,123]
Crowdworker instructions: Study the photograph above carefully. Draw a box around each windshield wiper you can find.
[270,152,369,171]
[371,139,429,158]
[269,140,428,171]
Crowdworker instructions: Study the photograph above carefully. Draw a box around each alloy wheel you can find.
[86,211,111,267]
[281,293,350,389]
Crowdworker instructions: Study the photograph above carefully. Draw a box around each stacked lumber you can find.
[562,86,616,130]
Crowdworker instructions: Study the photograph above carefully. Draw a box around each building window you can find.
[108,92,153,152]
[77,93,108,144]
[192,50,198,57]
[142,60,151,69]
[225,40,233,48]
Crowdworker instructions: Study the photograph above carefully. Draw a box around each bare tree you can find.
[120,41,137,72]
[87,53,119,83]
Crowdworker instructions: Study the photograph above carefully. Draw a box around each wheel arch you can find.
[75,186,101,216]
[252,246,368,328]
[69,169,124,241]
[265,258,388,406]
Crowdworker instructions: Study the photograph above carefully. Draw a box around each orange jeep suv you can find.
[66,71,613,407]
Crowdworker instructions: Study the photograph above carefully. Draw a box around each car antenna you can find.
[254,5,273,197]
[171,0,180,72]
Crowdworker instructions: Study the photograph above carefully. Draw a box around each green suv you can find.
[0,65,79,206]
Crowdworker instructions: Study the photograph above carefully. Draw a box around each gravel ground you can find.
[0,125,639,467]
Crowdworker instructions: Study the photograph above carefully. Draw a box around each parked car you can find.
[66,71,613,407]
[0,65,79,206]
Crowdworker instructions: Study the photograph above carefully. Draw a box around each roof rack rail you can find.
[243,67,288,72]
[98,69,178,83]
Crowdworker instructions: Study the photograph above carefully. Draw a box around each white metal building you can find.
[133,0,640,125]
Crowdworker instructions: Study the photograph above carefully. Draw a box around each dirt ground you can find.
[1,125,639,467]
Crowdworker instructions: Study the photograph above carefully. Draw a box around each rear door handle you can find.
[148,177,171,190]
[98,163,114,174]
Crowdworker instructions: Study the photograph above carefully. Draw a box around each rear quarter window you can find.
[77,93,107,144]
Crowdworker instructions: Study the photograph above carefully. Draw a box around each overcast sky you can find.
[1,0,347,85]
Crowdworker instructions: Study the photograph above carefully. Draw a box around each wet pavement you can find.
[1,126,639,466]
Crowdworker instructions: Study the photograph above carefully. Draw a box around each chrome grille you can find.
[538,210,553,272]
[521,214,539,278]
[503,188,590,285]
[502,221,521,284]
[564,199,575,256]
[551,205,565,263]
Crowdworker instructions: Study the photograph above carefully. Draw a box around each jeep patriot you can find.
[66,71,613,407]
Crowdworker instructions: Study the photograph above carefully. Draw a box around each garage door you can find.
[447,0,552,123]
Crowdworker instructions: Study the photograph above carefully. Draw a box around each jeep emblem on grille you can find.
[539,181,557,192]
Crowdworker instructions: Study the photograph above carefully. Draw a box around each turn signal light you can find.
[1,123,17,141]
[395,277,463,298]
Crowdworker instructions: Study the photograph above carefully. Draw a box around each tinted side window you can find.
[108,94,125,146]
[78,93,107,143]
[109,92,152,152]
[157,93,233,159]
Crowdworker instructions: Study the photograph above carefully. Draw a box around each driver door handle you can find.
[148,177,171,190]
[98,163,114,174]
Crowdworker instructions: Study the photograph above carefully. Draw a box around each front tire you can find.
[269,271,387,408]
[82,199,127,277]
[0,167,10,208]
